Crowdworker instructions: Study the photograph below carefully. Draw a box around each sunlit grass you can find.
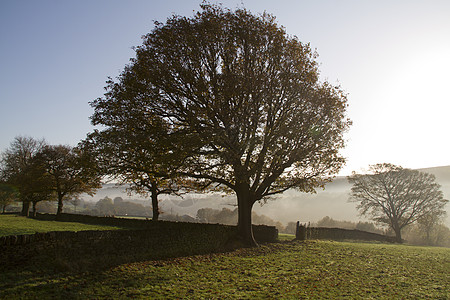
[278,233,296,241]
[1,240,448,299]
[0,214,126,236]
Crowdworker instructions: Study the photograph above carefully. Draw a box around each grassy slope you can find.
[1,240,448,299]
[0,214,126,236]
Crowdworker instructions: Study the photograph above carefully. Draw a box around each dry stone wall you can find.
[0,213,278,268]
[295,223,397,243]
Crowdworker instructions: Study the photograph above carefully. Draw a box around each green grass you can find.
[1,240,448,299]
[0,214,126,236]
[278,233,296,241]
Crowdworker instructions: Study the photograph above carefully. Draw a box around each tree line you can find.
[0,136,101,218]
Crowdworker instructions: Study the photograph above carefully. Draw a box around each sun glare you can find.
[386,46,450,165]
[342,43,450,174]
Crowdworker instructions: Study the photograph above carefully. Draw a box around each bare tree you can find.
[348,163,448,242]
[416,210,447,245]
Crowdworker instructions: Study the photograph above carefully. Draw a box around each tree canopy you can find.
[0,136,47,216]
[35,144,102,216]
[348,163,448,242]
[90,3,351,246]
[1,138,101,217]
[0,182,18,213]
[83,116,183,220]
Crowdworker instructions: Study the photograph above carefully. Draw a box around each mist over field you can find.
[83,166,450,226]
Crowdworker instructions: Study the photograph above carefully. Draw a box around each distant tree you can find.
[313,216,383,234]
[348,163,448,242]
[34,145,102,217]
[35,201,57,214]
[0,183,18,213]
[95,196,115,215]
[196,207,217,223]
[402,222,450,247]
[252,212,284,232]
[284,222,297,235]
[112,197,150,216]
[355,221,382,234]
[90,3,350,246]
[432,224,450,247]
[69,198,82,213]
[416,210,447,245]
[214,208,239,225]
[0,136,46,216]
[113,197,124,206]
[196,206,283,231]
[316,216,337,228]
[196,207,238,225]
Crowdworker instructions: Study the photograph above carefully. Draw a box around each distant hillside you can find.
[418,165,450,197]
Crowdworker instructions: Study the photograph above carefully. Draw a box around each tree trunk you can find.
[425,229,432,245]
[56,196,64,217]
[31,201,37,218]
[392,224,403,243]
[150,184,159,221]
[236,186,258,247]
[21,201,30,217]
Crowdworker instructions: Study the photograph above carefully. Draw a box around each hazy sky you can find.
[1,0,449,175]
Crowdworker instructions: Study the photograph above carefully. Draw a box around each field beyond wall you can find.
[0,214,126,237]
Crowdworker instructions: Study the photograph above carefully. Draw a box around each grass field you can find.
[1,239,449,299]
[0,214,126,236]
[278,233,296,241]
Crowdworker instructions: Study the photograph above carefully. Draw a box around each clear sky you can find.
[1,0,449,175]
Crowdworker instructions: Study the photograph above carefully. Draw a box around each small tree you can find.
[0,136,46,216]
[83,126,183,221]
[95,196,115,215]
[0,183,18,213]
[348,163,448,242]
[35,145,102,217]
[416,210,447,245]
[26,157,54,217]
[90,3,350,246]
[69,197,82,213]
[284,222,297,235]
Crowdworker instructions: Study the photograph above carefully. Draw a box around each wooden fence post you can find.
[296,221,307,240]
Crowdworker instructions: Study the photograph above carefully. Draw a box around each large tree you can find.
[91,4,350,246]
[34,145,102,217]
[348,163,448,242]
[0,136,46,216]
